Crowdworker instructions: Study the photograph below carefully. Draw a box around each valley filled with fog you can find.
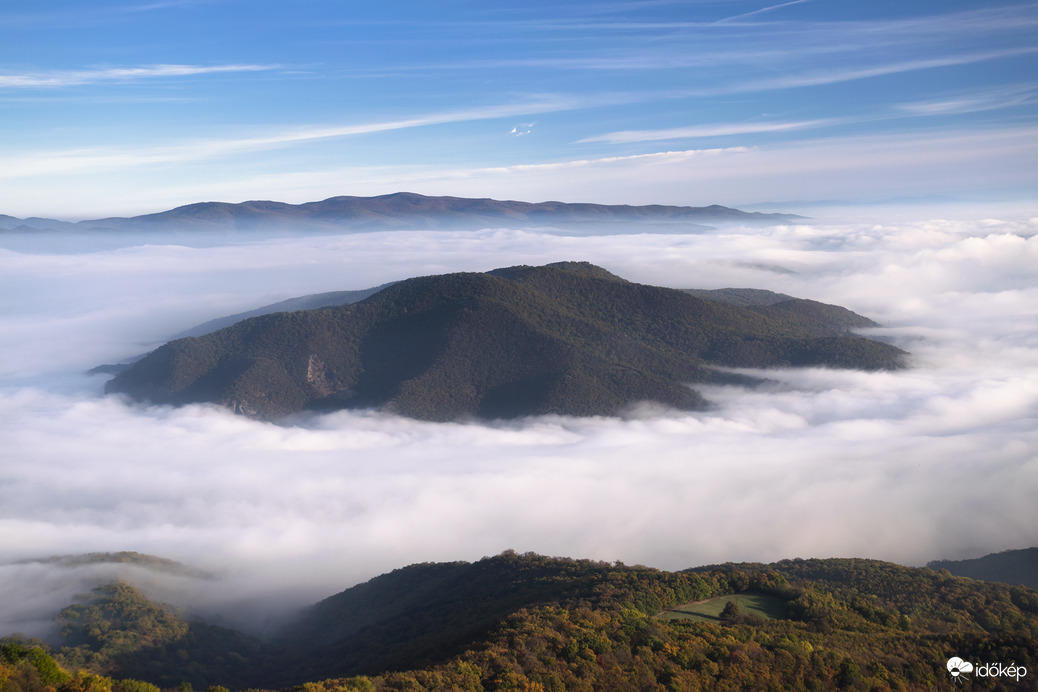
[1,207,1036,636]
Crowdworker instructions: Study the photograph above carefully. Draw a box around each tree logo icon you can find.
[947,657,974,683]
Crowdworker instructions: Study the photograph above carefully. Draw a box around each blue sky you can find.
[2,0,1037,217]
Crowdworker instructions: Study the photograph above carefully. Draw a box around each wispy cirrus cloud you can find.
[0,63,276,88]
[735,47,1038,93]
[713,0,812,25]
[578,119,836,144]
[407,43,1038,99]
[121,0,215,11]
[368,4,1038,74]
[0,98,580,177]
[896,84,1038,116]
[488,147,749,173]
[580,82,1038,146]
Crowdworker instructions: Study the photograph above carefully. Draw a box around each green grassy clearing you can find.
[658,593,788,623]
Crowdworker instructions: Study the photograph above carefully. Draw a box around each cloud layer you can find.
[1,209,1036,635]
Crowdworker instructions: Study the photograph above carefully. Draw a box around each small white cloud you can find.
[510,122,535,136]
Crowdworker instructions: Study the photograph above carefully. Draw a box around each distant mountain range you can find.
[13,547,1037,691]
[105,261,905,421]
[0,192,802,234]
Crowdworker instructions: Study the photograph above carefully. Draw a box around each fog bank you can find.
[1,209,1036,635]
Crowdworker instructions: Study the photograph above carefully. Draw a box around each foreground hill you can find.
[0,192,800,235]
[8,551,1036,691]
[105,262,905,421]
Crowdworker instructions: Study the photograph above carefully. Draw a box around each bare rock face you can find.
[105,262,906,421]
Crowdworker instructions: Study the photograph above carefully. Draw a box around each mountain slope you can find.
[928,548,1038,590]
[173,283,397,339]
[105,262,905,421]
[35,551,1038,691]
[282,554,1038,690]
[55,582,264,689]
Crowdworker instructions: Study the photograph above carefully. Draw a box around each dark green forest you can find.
[4,551,1036,691]
[106,262,905,421]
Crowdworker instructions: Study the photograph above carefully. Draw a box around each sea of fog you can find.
[1,207,1036,636]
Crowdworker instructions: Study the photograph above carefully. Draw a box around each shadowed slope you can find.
[928,548,1038,590]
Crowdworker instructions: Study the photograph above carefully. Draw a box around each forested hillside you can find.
[928,548,1038,590]
[5,551,1035,691]
[106,262,905,421]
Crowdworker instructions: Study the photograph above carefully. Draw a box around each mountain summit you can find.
[104,262,905,420]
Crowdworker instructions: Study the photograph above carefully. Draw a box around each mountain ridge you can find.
[104,261,905,421]
[0,192,803,234]
[928,547,1038,590]
[14,548,1036,691]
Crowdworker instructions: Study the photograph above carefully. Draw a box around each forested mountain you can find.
[928,548,1038,590]
[56,583,264,688]
[0,192,800,234]
[5,551,1036,691]
[105,262,905,421]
